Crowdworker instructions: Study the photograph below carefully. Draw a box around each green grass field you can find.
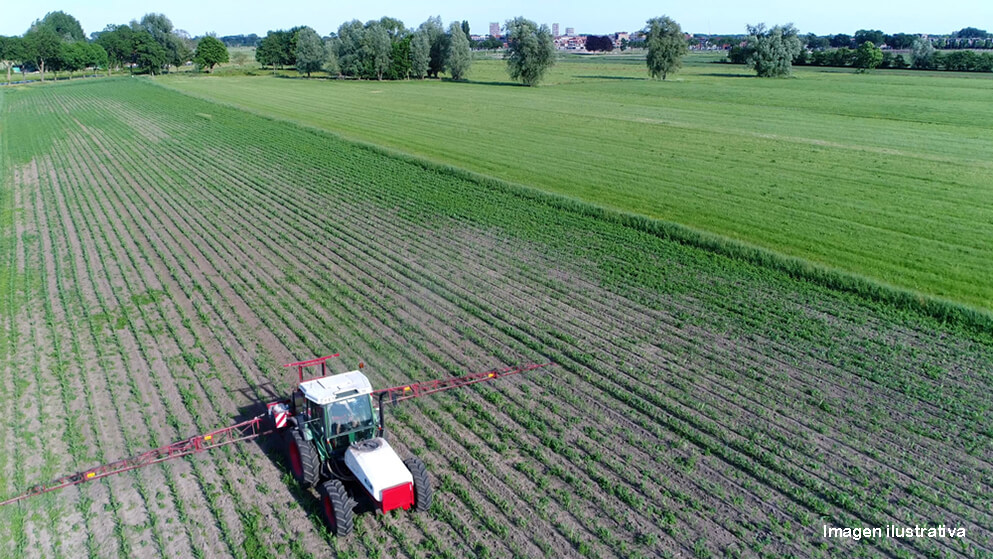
[159,54,993,311]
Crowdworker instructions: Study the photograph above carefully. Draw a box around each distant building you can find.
[489,22,500,38]
[552,23,559,37]
[554,34,587,50]
[566,27,575,37]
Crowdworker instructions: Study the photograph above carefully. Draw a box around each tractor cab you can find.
[293,370,379,454]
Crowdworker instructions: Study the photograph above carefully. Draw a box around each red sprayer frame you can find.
[373,362,552,403]
[285,354,340,383]
[0,416,269,507]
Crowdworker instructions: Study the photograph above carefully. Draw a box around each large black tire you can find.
[286,429,320,488]
[404,456,432,512]
[318,479,356,537]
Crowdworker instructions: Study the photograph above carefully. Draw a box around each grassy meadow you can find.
[159,54,993,311]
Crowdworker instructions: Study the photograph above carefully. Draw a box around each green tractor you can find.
[272,363,431,536]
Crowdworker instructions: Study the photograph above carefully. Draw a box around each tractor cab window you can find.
[307,399,325,437]
[326,396,375,435]
[325,395,376,451]
[292,389,306,417]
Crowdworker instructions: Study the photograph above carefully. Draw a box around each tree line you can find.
[218,31,508,51]
[0,11,231,83]
[0,12,695,86]
[729,28,993,74]
[711,27,993,51]
[254,17,473,80]
[9,11,986,87]
[251,17,677,84]
[796,45,993,72]
[254,17,554,83]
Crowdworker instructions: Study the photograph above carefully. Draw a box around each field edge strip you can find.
[149,77,993,337]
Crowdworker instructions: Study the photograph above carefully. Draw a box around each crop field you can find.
[161,56,993,311]
[1,79,992,559]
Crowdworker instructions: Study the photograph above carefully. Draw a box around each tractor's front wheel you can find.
[404,456,432,512]
[286,429,320,488]
[319,479,355,537]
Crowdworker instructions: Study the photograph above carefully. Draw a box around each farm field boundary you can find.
[154,77,993,336]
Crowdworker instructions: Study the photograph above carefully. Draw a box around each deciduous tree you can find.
[446,21,472,80]
[294,27,325,77]
[418,16,447,78]
[952,27,989,39]
[336,20,366,77]
[60,40,87,78]
[23,26,61,81]
[911,38,935,69]
[885,33,917,50]
[645,16,687,80]
[255,31,283,72]
[805,33,830,50]
[387,35,410,79]
[95,24,135,74]
[30,11,85,42]
[854,29,885,46]
[362,22,391,80]
[410,31,430,78]
[132,30,168,75]
[504,17,555,86]
[193,35,228,72]
[87,43,108,75]
[585,35,614,52]
[854,41,883,72]
[830,33,851,48]
[0,36,25,84]
[745,23,802,77]
[132,14,188,72]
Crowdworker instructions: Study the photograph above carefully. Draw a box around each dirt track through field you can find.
[0,80,991,559]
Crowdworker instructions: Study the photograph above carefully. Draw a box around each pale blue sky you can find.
[3,0,990,38]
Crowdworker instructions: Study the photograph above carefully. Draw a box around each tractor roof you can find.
[299,370,373,405]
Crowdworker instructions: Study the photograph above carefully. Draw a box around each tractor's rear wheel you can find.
[286,429,320,488]
[404,456,432,512]
[318,479,355,537]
